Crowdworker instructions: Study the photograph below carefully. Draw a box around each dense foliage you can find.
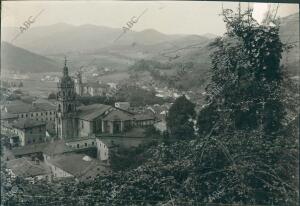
[166,95,196,139]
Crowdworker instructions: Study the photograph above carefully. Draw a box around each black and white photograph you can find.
[0,1,299,205]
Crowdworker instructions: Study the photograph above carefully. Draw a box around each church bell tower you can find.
[56,57,78,139]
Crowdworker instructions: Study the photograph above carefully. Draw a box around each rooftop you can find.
[12,119,46,129]
[12,142,49,156]
[6,157,51,178]
[0,112,18,120]
[4,102,56,114]
[102,108,134,121]
[43,140,73,156]
[77,104,112,121]
[47,153,110,180]
[134,113,155,121]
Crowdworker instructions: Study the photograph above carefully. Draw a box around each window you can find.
[25,114,28,118]
[33,139,36,143]
[21,114,24,118]
[68,104,72,112]
[50,112,52,115]
[41,113,43,116]
[31,114,33,117]
[92,142,94,145]
[85,143,87,147]
[77,144,79,148]
[81,121,84,128]
[36,113,38,116]
[46,112,48,115]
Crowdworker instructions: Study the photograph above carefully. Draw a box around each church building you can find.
[55,59,156,140]
[56,58,78,139]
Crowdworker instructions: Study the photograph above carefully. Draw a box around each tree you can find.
[196,7,298,205]
[166,95,196,139]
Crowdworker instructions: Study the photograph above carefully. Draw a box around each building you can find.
[0,112,18,124]
[1,101,56,133]
[46,153,110,181]
[10,119,47,146]
[75,72,109,97]
[96,138,118,161]
[6,157,51,182]
[55,60,156,141]
[56,58,78,139]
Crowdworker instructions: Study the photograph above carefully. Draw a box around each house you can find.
[6,157,51,182]
[133,114,156,127]
[1,122,20,147]
[65,137,96,150]
[11,119,47,146]
[11,142,49,158]
[96,133,151,163]
[0,112,18,124]
[1,101,56,133]
[96,138,118,161]
[42,140,74,161]
[46,153,110,181]
[74,72,109,97]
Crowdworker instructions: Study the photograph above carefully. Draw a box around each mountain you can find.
[2,24,182,55]
[1,41,60,73]
[202,33,220,39]
[2,12,297,77]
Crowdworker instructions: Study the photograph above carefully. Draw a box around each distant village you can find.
[0,59,177,182]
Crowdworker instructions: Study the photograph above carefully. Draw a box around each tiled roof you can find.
[0,112,18,120]
[43,140,73,156]
[48,153,109,179]
[4,102,56,114]
[12,119,46,129]
[134,113,155,121]
[12,142,49,156]
[77,104,112,121]
[102,109,134,121]
[7,158,51,178]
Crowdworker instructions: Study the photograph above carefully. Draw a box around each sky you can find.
[1,1,299,36]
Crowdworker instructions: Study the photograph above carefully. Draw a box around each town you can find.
[1,57,178,182]
[1,1,299,206]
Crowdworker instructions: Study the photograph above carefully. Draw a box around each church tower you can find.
[56,57,78,139]
[74,71,83,96]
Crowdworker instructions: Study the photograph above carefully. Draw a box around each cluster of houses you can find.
[1,60,170,183]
